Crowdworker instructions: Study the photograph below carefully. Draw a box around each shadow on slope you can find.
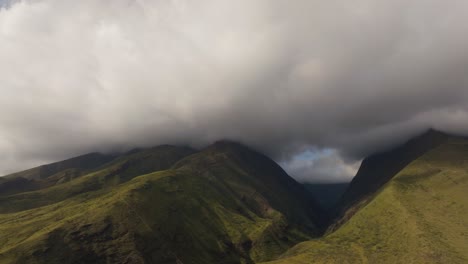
[260,131,468,264]
[0,141,324,264]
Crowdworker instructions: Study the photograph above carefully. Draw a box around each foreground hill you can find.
[261,131,468,263]
[0,142,323,264]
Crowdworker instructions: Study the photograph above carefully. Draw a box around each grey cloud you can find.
[1,0,468,180]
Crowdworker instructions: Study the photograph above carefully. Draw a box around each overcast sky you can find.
[1,0,468,182]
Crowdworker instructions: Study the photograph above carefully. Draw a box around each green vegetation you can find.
[0,142,322,264]
[2,132,467,263]
[261,136,468,264]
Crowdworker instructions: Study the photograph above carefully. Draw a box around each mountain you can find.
[0,141,324,264]
[0,153,117,196]
[260,130,468,263]
[3,152,117,180]
[0,145,195,199]
[2,131,468,264]
[331,129,449,227]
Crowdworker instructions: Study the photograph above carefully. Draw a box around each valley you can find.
[0,131,467,263]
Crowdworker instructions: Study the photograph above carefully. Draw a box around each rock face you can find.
[0,142,324,264]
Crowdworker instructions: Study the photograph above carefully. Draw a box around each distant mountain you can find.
[303,183,349,211]
[261,130,468,263]
[0,141,324,264]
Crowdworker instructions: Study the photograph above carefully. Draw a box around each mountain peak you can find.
[0,140,324,263]
[416,128,448,141]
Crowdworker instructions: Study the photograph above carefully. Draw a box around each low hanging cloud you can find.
[1,0,468,181]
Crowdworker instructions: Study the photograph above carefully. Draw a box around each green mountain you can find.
[332,129,448,227]
[0,141,323,264]
[2,131,468,264]
[261,130,468,263]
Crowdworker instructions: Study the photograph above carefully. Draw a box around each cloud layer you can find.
[1,0,468,181]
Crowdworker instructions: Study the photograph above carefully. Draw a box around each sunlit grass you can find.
[262,140,468,264]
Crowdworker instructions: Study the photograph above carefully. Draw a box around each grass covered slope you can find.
[0,146,196,214]
[262,136,468,264]
[0,145,196,208]
[334,129,448,225]
[0,142,323,264]
[2,152,118,180]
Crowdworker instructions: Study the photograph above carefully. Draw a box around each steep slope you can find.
[0,142,323,264]
[261,133,468,264]
[331,129,449,228]
[173,141,326,230]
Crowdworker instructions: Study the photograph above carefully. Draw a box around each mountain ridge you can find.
[261,129,468,263]
[0,141,323,264]
[329,129,450,231]
[1,131,468,263]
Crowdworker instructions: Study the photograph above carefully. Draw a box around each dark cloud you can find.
[1,0,468,181]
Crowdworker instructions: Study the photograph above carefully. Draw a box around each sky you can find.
[1,0,468,182]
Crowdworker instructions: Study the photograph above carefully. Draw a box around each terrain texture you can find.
[262,131,468,264]
[0,142,323,264]
[1,131,467,263]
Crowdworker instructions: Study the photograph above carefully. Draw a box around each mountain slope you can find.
[3,152,117,180]
[332,129,449,227]
[0,153,117,196]
[261,132,468,263]
[0,142,323,264]
[0,145,196,208]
